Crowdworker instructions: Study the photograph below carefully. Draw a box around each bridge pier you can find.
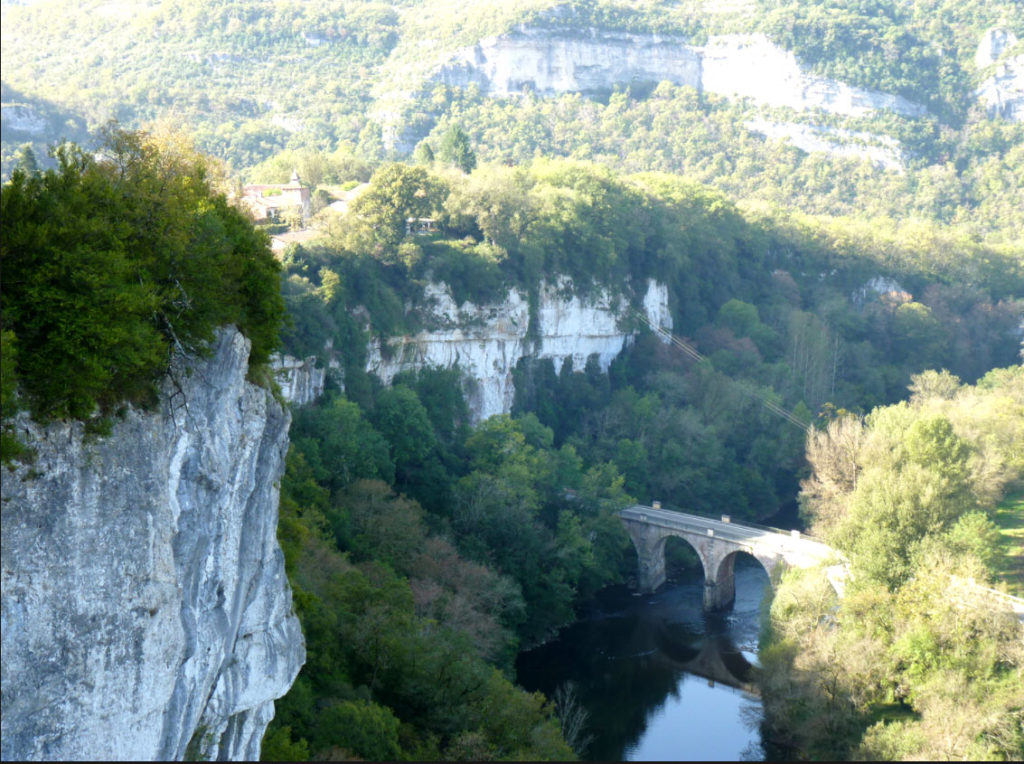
[624,520,668,593]
[704,553,736,611]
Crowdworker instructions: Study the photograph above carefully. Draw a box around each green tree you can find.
[291,396,395,494]
[12,143,38,174]
[439,124,477,173]
[310,699,402,760]
[413,140,435,164]
[1,130,283,422]
[372,384,437,480]
[345,163,441,255]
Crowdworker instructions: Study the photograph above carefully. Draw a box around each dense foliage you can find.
[265,371,634,757]
[4,2,1020,758]
[760,368,1024,761]
[284,158,1021,411]
[0,129,283,437]
[266,439,577,760]
[266,154,1021,759]
[417,84,1024,239]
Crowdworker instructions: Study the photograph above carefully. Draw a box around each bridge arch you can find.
[662,534,714,582]
[623,520,774,610]
[706,548,779,611]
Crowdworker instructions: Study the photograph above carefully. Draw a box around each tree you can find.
[1,129,283,422]
[291,396,395,494]
[345,163,441,255]
[439,124,477,173]
[12,143,38,174]
[310,699,402,760]
[413,140,435,164]
[372,385,437,477]
[801,414,865,537]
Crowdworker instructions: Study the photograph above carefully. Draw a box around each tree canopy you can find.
[0,128,284,431]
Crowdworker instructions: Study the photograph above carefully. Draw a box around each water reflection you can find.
[516,556,769,761]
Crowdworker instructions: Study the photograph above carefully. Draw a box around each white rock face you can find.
[745,118,905,170]
[366,279,671,421]
[436,28,926,119]
[976,28,1018,69]
[272,353,327,406]
[701,34,925,118]
[1,329,304,762]
[1,104,47,135]
[974,29,1023,121]
[852,275,909,309]
[439,28,701,95]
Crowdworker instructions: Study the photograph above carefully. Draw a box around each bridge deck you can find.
[620,505,835,563]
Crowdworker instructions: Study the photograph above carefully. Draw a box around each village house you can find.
[405,217,438,235]
[241,170,311,222]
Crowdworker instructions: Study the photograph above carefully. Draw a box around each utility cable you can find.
[632,309,811,432]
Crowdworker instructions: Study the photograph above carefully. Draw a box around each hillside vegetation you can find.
[264,154,1021,759]
[2,1,1021,760]
[0,128,283,454]
[761,368,1024,760]
[2,0,1023,239]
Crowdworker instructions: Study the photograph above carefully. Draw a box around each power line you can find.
[632,310,811,432]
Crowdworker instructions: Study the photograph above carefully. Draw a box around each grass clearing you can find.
[992,491,1023,596]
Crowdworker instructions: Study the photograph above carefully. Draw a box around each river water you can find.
[516,556,770,761]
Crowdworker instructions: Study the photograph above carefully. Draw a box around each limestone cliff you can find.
[1,328,304,761]
[273,352,328,407]
[436,28,926,118]
[420,27,929,166]
[974,28,1024,122]
[437,28,702,98]
[348,278,668,421]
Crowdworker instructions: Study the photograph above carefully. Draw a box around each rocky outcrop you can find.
[976,28,1018,68]
[0,104,47,135]
[273,352,328,407]
[438,28,701,96]
[745,118,905,170]
[852,276,909,309]
[701,34,925,118]
[365,279,671,421]
[974,28,1023,121]
[1,328,304,761]
[437,28,926,119]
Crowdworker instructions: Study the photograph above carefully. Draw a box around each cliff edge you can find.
[1,328,304,761]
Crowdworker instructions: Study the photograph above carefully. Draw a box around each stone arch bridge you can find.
[620,505,841,610]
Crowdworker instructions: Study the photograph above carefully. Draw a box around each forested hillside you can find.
[262,154,1021,758]
[3,0,1023,237]
[760,368,1024,760]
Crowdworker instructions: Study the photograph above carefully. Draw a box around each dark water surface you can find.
[516,557,770,761]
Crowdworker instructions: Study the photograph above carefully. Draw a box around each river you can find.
[516,555,770,761]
